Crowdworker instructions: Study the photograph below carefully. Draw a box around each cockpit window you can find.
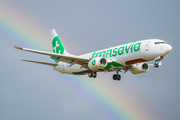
[154,42,166,45]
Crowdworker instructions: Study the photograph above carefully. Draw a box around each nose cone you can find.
[166,44,172,52]
[163,44,172,56]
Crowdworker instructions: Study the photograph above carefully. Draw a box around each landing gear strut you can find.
[88,71,97,78]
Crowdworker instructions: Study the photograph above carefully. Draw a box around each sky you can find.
[0,0,180,120]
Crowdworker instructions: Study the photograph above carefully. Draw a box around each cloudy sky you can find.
[0,0,180,120]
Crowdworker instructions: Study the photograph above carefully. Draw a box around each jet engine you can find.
[88,57,107,71]
[130,63,149,74]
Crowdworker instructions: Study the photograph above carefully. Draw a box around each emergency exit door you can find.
[145,41,150,51]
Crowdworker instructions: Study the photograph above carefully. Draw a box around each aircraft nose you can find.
[163,44,172,55]
[166,44,172,52]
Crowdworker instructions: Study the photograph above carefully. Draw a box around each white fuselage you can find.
[53,39,172,75]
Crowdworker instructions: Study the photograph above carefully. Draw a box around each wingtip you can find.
[10,35,16,47]
[21,59,26,61]
[9,35,22,49]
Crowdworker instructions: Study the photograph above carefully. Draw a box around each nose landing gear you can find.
[154,56,164,68]
[154,62,159,68]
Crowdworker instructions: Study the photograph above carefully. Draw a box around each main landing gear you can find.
[88,71,97,78]
[88,71,121,81]
[113,74,121,81]
[113,71,121,81]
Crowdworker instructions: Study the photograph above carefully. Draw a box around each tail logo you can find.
[52,36,65,54]
[53,41,61,54]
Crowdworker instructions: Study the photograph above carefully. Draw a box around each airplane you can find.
[10,29,172,81]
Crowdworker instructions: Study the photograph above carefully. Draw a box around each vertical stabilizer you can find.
[51,29,68,55]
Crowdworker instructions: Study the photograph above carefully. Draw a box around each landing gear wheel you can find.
[117,75,121,81]
[113,74,121,81]
[154,63,159,68]
[113,74,117,80]
[88,72,93,78]
[92,72,97,78]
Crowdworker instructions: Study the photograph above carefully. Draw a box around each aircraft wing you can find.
[10,36,90,67]
[21,59,58,66]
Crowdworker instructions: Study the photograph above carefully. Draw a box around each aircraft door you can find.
[145,41,150,51]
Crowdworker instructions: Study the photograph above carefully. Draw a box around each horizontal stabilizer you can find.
[21,59,58,66]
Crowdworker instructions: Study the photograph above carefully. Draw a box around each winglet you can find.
[10,35,22,49]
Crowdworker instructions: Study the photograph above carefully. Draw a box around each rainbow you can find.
[0,2,157,120]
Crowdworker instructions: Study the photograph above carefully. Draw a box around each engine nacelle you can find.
[88,57,107,71]
[130,63,149,74]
